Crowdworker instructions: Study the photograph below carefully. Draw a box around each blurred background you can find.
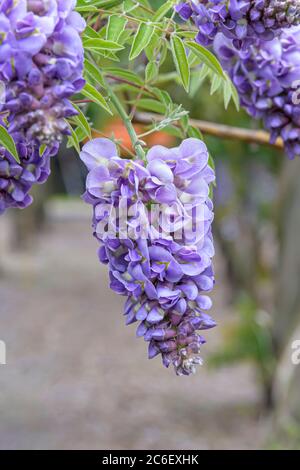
[1,28,300,450]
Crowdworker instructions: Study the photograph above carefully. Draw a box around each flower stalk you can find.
[107,85,146,161]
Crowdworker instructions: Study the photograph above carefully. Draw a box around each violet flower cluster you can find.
[80,138,216,375]
[0,0,85,213]
[0,113,57,212]
[214,26,300,159]
[176,1,300,49]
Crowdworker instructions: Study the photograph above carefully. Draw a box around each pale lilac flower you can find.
[0,0,85,213]
[81,138,216,375]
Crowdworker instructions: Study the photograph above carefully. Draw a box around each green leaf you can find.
[106,15,127,42]
[220,75,240,111]
[113,83,151,96]
[170,35,190,92]
[145,31,160,62]
[82,38,124,51]
[123,0,140,13]
[76,0,123,10]
[210,74,222,95]
[39,144,46,157]
[96,26,107,39]
[81,83,112,115]
[180,114,189,133]
[92,49,120,62]
[0,125,20,163]
[158,40,168,67]
[223,78,232,109]
[118,28,133,46]
[162,125,183,139]
[176,31,197,39]
[75,126,87,143]
[145,61,158,83]
[103,67,144,85]
[187,126,203,140]
[72,103,92,138]
[84,58,106,88]
[97,0,124,7]
[129,22,155,60]
[153,88,172,107]
[187,51,201,68]
[208,153,216,173]
[76,5,98,11]
[186,41,225,77]
[135,99,166,114]
[67,125,80,154]
[67,126,86,146]
[83,25,100,39]
[189,65,210,97]
[152,0,173,22]
[228,77,240,111]
[137,0,152,9]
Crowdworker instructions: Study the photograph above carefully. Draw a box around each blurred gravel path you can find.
[0,202,267,449]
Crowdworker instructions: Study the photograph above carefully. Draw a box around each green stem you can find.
[107,85,146,161]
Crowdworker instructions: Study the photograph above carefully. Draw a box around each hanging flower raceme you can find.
[214,26,300,159]
[0,0,85,213]
[176,1,300,49]
[80,137,216,375]
[0,115,57,213]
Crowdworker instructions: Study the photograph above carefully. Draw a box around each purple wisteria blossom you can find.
[0,0,85,213]
[80,138,216,375]
[0,113,57,213]
[214,26,300,159]
[176,1,300,49]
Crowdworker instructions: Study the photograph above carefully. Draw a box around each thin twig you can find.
[105,73,156,97]
[129,84,147,120]
[133,111,284,150]
[73,99,93,104]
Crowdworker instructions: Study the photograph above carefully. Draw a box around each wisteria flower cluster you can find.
[176,0,300,49]
[80,138,216,375]
[0,113,56,213]
[0,0,85,213]
[214,26,300,159]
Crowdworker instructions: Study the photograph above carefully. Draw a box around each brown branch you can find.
[133,111,284,150]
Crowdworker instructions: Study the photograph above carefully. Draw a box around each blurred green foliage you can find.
[209,294,275,386]
[267,422,300,450]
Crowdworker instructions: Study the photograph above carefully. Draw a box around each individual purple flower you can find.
[81,137,216,375]
[214,26,300,159]
[176,1,300,49]
[0,0,85,213]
